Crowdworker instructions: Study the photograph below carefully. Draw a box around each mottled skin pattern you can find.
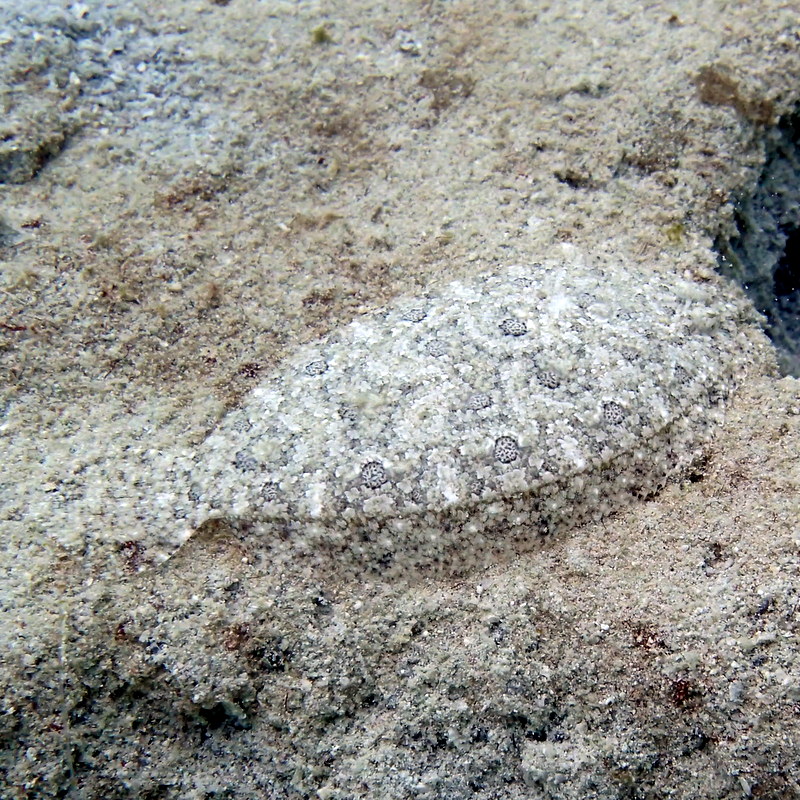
[135,258,760,575]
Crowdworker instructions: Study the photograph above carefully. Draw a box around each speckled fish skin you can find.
[170,258,756,575]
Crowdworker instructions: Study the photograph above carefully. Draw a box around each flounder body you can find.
[166,258,756,575]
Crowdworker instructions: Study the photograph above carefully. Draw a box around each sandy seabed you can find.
[1,1,799,797]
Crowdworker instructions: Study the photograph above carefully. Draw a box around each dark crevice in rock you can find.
[715,110,800,376]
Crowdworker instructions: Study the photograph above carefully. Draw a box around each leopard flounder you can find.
[149,255,761,576]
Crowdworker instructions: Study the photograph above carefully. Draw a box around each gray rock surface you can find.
[1,1,799,798]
